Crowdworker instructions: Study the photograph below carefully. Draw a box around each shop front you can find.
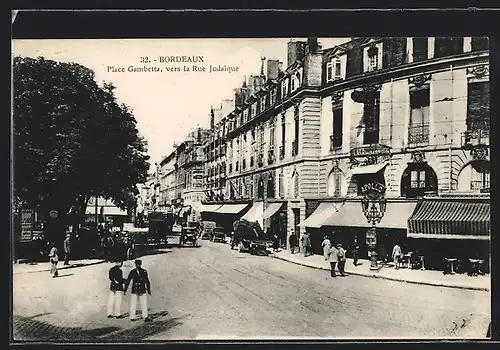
[263,201,287,246]
[302,200,343,255]
[408,195,490,272]
[320,199,418,260]
[211,202,250,235]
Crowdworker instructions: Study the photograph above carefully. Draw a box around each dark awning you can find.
[300,202,342,228]
[262,203,283,219]
[321,200,417,229]
[408,199,490,240]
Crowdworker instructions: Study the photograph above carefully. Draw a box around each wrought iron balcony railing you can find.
[408,124,430,145]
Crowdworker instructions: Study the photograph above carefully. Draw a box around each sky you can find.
[12,38,349,172]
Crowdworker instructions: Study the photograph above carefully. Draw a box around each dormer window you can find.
[260,96,266,111]
[270,88,277,105]
[282,79,289,98]
[326,57,342,82]
[251,103,257,118]
[365,43,383,72]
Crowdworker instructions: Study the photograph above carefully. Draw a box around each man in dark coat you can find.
[289,232,298,254]
[63,234,71,265]
[124,259,151,322]
[107,261,125,318]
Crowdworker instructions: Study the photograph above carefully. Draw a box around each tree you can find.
[13,56,150,242]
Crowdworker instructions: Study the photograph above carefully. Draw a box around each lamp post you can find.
[360,184,387,271]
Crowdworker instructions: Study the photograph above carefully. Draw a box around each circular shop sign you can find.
[49,210,58,219]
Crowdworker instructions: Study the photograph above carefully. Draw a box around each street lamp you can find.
[361,194,387,270]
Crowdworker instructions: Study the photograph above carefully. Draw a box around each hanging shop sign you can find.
[350,144,391,165]
[360,182,386,201]
[49,209,58,219]
[365,228,377,247]
[20,209,34,242]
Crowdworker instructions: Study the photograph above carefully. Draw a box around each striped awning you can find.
[408,199,490,240]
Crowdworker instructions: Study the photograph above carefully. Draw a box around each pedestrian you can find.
[124,259,152,322]
[289,232,298,254]
[392,243,402,270]
[327,244,339,278]
[352,237,360,266]
[48,242,59,278]
[63,233,71,265]
[107,261,125,318]
[300,232,311,257]
[337,243,347,276]
[272,233,280,252]
[322,235,331,260]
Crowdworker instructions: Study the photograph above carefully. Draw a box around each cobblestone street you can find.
[12,241,490,341]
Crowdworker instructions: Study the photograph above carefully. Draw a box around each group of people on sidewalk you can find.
[322,236,348,277]
[48,233,73,278]
[107,258,152,322]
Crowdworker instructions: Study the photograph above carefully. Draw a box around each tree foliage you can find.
[13,56,150,227]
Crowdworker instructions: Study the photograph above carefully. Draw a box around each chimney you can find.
[260,57,266,76]
[287,40,306,67]
[278,61,283,72]
[267,59,280,80]
[306,37,319,54]
[210,107,215,129]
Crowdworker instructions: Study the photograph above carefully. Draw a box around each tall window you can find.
[281,113,286,158]
[279,172,285,198]
[434,37,464,58]
[331,97,343,149]
[267,176,275,198]
[467,81,490,132]
[260,96,266,112]
[409,85,430,145]
[412,37,428,62]
[363,91,380,145]
[257,178,264,199]
[293,106,299,155]
[269,123,275,147]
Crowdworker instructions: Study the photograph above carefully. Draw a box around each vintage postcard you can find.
[11,33,491,341]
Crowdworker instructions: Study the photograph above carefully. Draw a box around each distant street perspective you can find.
[12,35,491,341]
[13,241,490,340]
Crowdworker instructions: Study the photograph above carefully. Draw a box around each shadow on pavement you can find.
[100,311,183,341]
[54,273,74,278]
[13,310,183,342]
[12,314,120,341]
[133,249,173,259]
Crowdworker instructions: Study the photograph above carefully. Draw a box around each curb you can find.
[13,260,107,275]
[272,255,490,292]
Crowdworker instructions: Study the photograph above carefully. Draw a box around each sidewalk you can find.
[13,259,106,275]
[272,250,490,292]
